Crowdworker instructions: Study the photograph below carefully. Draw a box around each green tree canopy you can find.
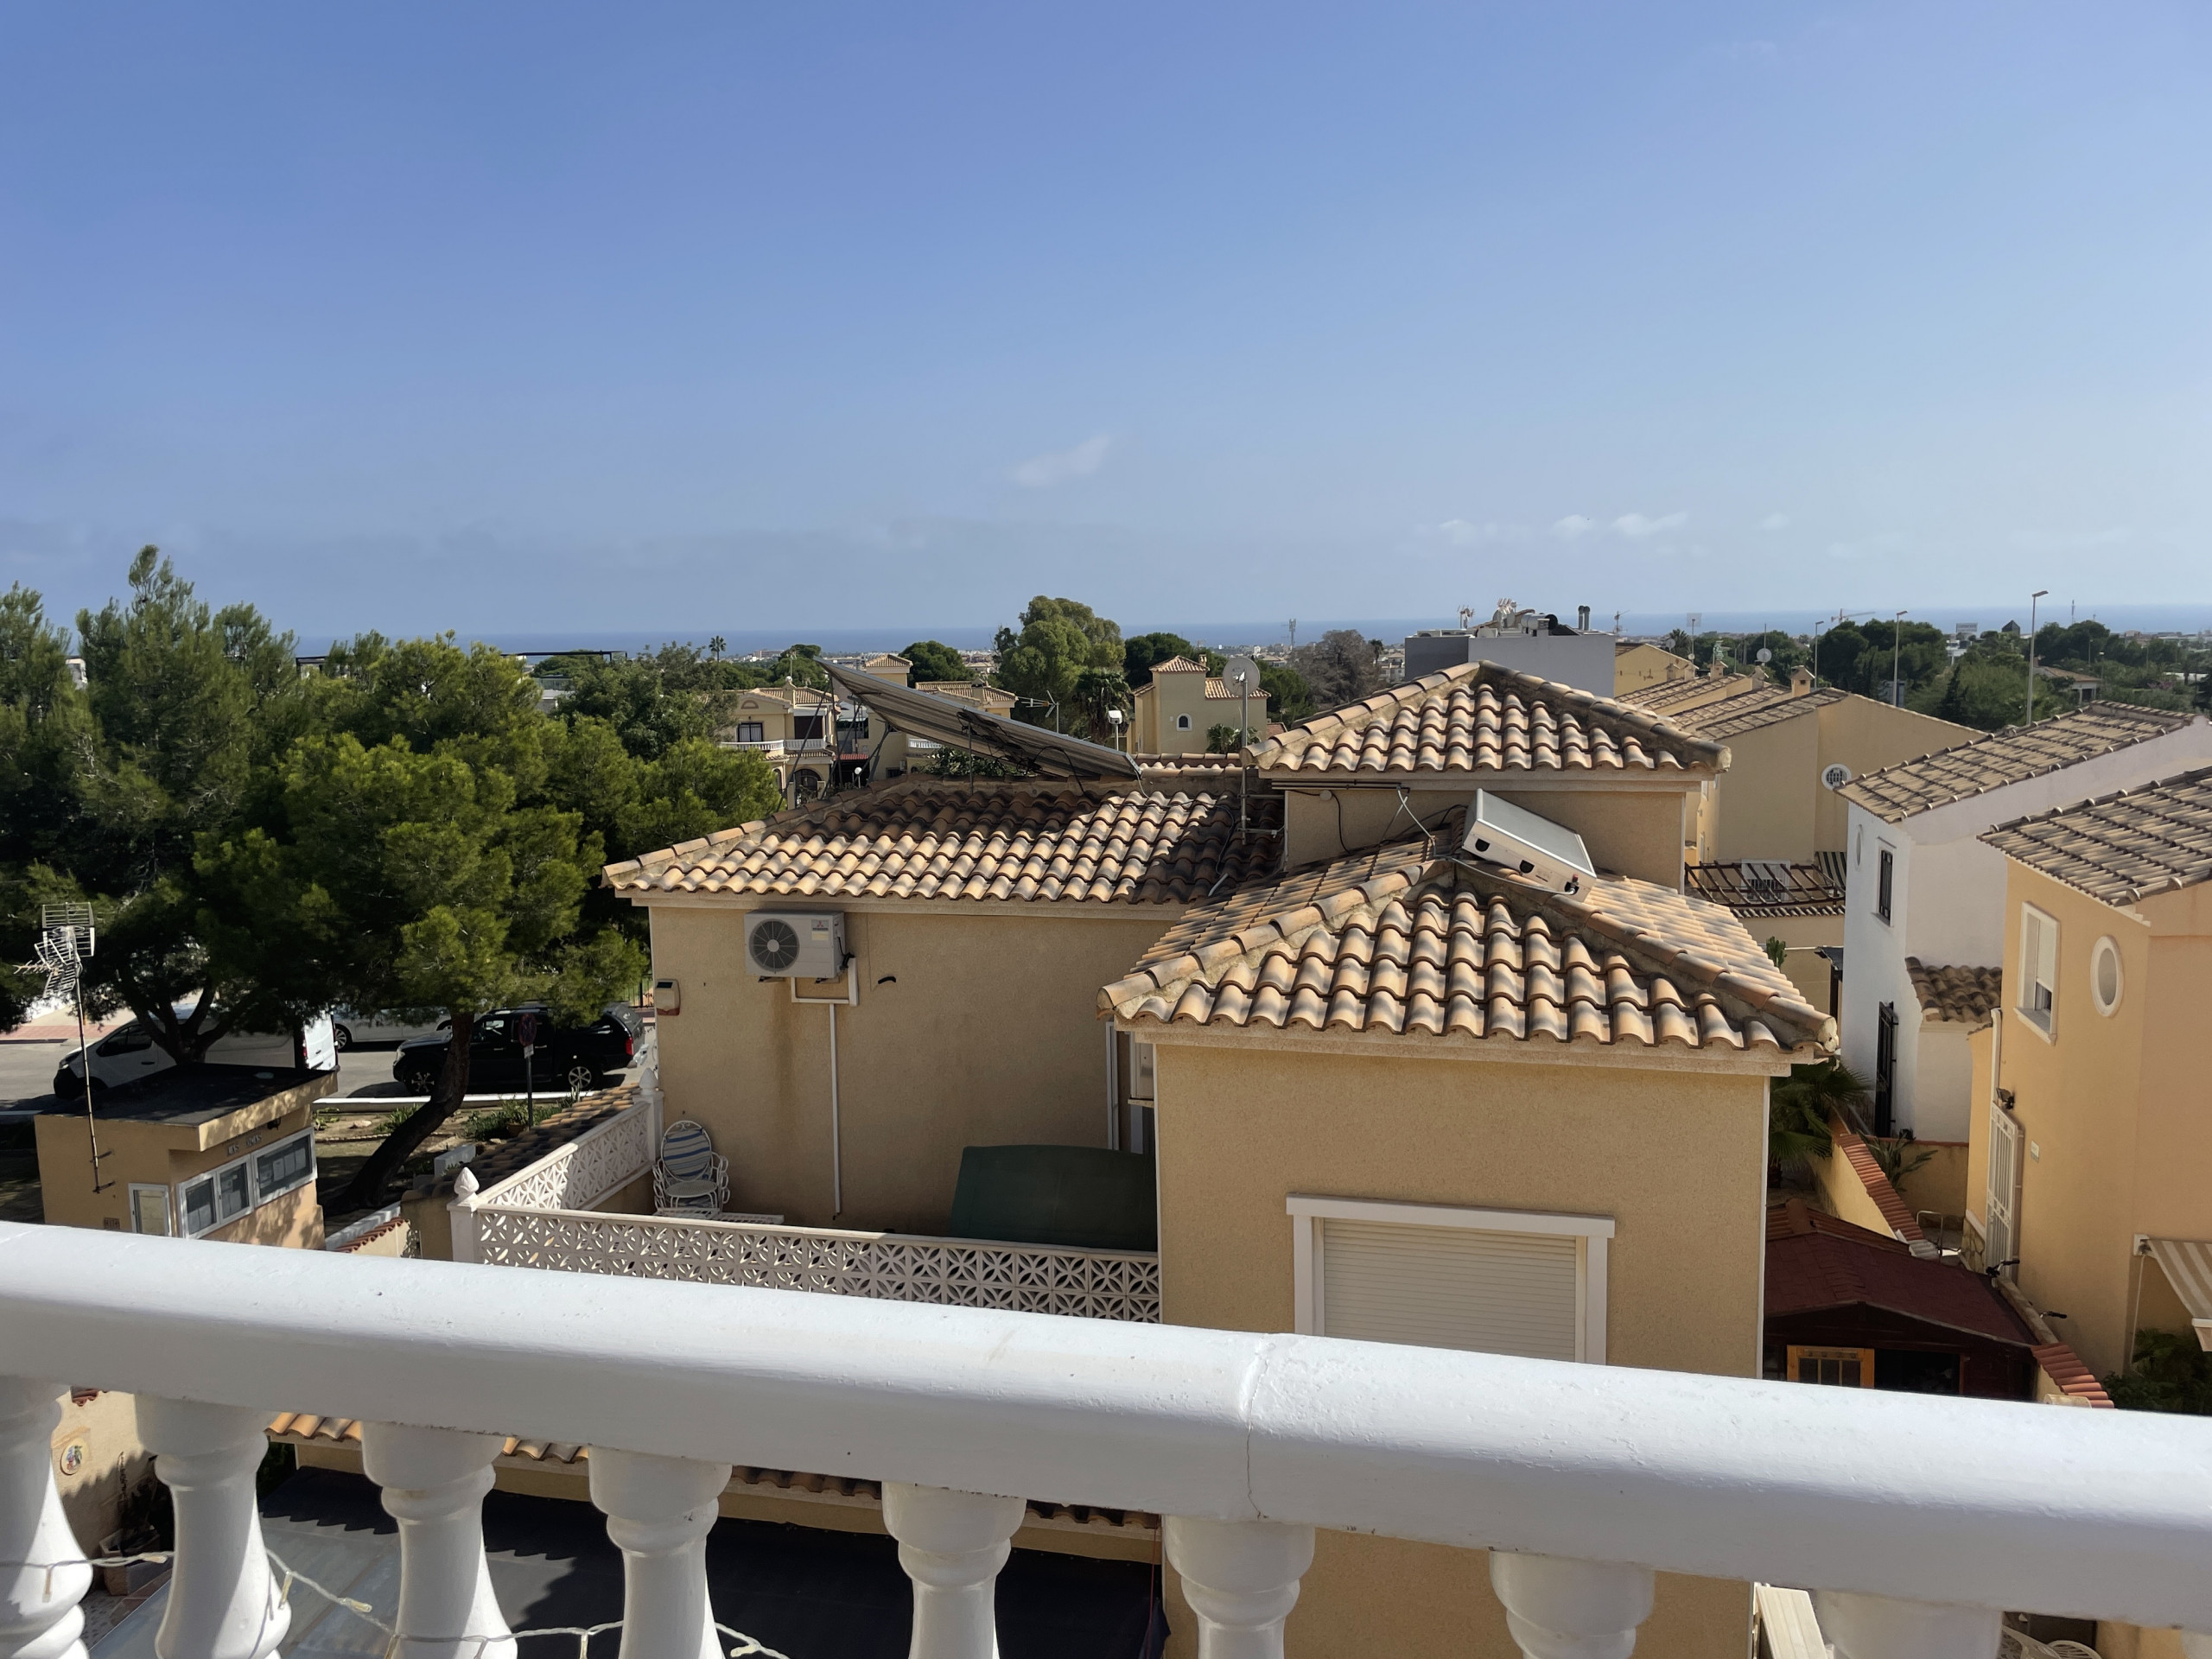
[1288,630,1382,714]
[900,640,970,683]
[1123,632,1199,688]
[994,598,1122,730]
[205,639,645,1208]
[0,550,302,1059]
[1259,662,1313,725]
[1910,649,2068,731]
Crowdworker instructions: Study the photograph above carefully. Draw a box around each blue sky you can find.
[3,3,2208,642]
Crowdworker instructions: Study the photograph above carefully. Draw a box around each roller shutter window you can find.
[1319,1217,1582,1362]
[2020,905,2057,1034]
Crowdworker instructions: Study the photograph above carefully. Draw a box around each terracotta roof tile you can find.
[1904,958,2002,1027]
[1681,687,1845,740]
[1685,860,1846,919]
[1249,662,1726,778]
[1979,764,2212,906]
[1100,839,1833,1057]
[1621,671,1755,714]
[1836,705,2201,824]
[1764,1201,2036,1345]
[604,779,1280,906]
[1829,1115,1927,1245]
[2031,1341,2115,1408]
[1147,656,1209,674]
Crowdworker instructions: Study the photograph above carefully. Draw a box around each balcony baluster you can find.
[0,1380,89,1659]
[136,1397,290,1659]
[1163,1516,1315,1659]
[880,1484,1026,1659]
[1490,1552,1656,1659]
[360,1424,518,1659]
[588,1448,730,1659]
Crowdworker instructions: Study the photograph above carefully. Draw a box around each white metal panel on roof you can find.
[1319,1217,1580,1362]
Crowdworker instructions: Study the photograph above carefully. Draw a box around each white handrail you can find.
[3,1222,2211,1630]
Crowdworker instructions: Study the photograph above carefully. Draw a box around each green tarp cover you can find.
[946,1145,1157,1252]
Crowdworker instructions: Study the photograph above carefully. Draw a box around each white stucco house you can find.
[1835,704,2212,1142]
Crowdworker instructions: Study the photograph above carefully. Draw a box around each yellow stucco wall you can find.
[1810,698,1974,852]
[1612,643,1692,696]
[1708,711,1821,864]
[1279,781,1694,887]
[645,901,1186,1232]
[36,1096,325,1247]
[49,1387,151,1552]
[1150,1037,1770,1659]
[1135,670,1268,754]
[1974,867,2212,1380]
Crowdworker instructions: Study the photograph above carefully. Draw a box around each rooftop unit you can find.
[1404,599,1615,693]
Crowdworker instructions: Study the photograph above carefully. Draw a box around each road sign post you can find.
[518,1011,537,1129]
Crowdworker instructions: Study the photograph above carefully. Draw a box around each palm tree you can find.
[1071,666,1131,746]
[1768,1059,1869,1172]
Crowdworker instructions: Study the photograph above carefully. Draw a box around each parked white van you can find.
[54,1009,338,1096]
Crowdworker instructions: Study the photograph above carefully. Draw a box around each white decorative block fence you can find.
[5,1224,2212,1659]
[467,1205,1164,1323]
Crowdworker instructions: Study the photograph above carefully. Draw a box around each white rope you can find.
[3,1551,791,1659]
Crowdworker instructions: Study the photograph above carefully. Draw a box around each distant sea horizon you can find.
[299,601,2212,660]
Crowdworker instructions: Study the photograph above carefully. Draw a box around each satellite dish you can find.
[1821,763,1853,791]
[1223,655,1261,691]
[1757,648,1773,664]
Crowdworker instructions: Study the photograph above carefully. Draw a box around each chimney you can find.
[1576,604,1592,632]
[1705,655,1726,679]
[1790,666,1814,697]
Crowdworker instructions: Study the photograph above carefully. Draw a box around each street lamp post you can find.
[1891,610,1907,707]
[2027,590,2050,725]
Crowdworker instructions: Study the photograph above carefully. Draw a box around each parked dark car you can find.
[395,1006,636,1096]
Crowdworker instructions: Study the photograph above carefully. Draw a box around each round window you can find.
[2091,936,2123,1016]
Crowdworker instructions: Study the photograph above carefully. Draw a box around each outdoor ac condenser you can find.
[1462,791,1598,895]
[745,912,846,979]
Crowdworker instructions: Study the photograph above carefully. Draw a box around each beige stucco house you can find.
[607,668,1848,1659]
[1612,639,1694,695]
[1097,830,1832,1659]
[1631,671,1973,1009]
[1131,655,1272,754]
[1966,766,2212,1381]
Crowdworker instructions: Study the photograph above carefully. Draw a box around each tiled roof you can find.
[1621,671,1747,713]
[1202,679,1269,702]
[603,780,1280,906]
[1099,839,1833,1057]
[1684,860,1845,919]
[1249,662,1726,777]
[1829,1114,1929,1248]
[1147,656,1209,675]
[1979,765,2212,906]
[1904,959,2002,1027]
[2031,1341,2115,1408]
[1835,705,2201,824]
[1682,687,1844,740]
[1764,1200,2035,1346]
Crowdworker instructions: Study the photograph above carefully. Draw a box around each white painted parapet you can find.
[360,1424,517,1659]
[4,1222,2212,1659]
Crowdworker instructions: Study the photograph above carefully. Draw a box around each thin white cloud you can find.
[1010,435,1114,489]
[1550,514,1597,540]
[1420,519,1531,546]
[1611,512,1688,539]
[1758,512,1789,531]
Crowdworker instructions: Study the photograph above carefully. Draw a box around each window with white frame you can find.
[1175,714,1192,730]
[1286,1195,1611,1363]
[2018,903,2057,1035]
[175,1128,317,1239]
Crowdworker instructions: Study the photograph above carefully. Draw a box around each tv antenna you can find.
[22,904,111,1192]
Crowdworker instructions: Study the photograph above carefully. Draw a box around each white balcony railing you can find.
[6,1224,2212,1659]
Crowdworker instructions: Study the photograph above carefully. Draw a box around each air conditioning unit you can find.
[1821,762,1853,791]
[745,912,846,979]
[1462,791,1597,894]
